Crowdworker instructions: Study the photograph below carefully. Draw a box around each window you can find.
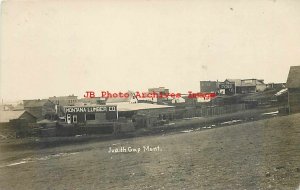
[86,114,95,120]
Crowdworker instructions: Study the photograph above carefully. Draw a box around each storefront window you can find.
[86,114,95,120]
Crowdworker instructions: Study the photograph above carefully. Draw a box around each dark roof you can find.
[286,66,300,88]
[0,110,36,123]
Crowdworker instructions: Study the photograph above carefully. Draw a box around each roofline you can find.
[23,110,38,119]
[118,106,175,112]
[286,65,300,88]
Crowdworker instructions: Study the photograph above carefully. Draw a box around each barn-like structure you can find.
[286,66,300,113]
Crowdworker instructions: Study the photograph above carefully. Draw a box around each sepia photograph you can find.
[0,0,300,189]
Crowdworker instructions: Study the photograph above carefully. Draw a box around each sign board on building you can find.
[64,105,118,124]
[219,83,234,89]
[219,82,235,95]
[65,106,117,113]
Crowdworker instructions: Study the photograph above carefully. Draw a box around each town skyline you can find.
[1,77,288,104]
[1,0,300,101]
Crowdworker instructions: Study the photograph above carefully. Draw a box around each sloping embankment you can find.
[0,107,281,150]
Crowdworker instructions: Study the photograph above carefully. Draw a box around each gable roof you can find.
[105,91,137,103]
[0,110,36,123]
[286,66,300,88]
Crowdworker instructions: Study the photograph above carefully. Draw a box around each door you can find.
[73,115,77,124]
[67,114,71,124]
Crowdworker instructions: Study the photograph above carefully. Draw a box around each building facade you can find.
[79,97,106,105]
[219,80,236,95]
[0,110,37,124]
[148,87,170,104]
[49,95,78,106]
[200,81,218,93]
[286,66,300,113]
[64,105,118,124]
[106,102,175,128]
[226,79,266,94]
[23,99,56,120]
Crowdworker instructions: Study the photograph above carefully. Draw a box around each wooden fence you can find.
[174,103,246,119]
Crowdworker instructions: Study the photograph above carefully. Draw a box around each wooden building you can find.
[49,95,79,117]
[0,110,37,124]
[106,102,175,128]
[219,80,236,95]
[106,91,138,104]
[200,81,218,93]
[79,97,106,105]
[0,110,37,138]
[226,79,266,94]
[148,87,169,104]
[23,99,56,120]
[64,105,118,124]
[286,66,300,113]
[49,95,78,106]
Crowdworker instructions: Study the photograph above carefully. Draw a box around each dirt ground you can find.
[0,113,300,190]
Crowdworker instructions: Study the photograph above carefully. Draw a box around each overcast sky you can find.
[1,0,300,102]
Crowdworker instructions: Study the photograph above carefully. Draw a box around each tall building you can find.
[200,81,218,93]
[49,95,78,106]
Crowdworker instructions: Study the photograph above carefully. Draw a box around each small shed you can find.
[0,110,37,138]
[286,66,300,113]
[0,110,37,124]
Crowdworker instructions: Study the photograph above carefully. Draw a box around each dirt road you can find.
[0,113,300,190]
